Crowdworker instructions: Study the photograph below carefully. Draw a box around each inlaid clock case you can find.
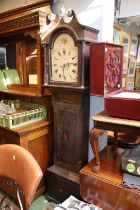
[43,13,98,169]
[43,12,98,201]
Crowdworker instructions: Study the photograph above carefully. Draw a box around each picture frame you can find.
[122,75,127,88]
[125,58,136,90]
[130,35,138,57]
[137,38,140,63]
[123,55,129,74]
[121,31,130,75]
[135,66,140,89]
[128,58,136,77]
[113,27,122,45]
[121,31,130,57]
[127,81,135,90]
[126,77,135,90]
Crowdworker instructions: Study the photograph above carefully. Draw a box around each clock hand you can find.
[58,52,61,56]
[62,65,66,79]
[63,49,66,55]
[66,62,77,66]
[62,63,72,68]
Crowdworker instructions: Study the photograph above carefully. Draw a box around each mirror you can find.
[0,47,6,69]
[25,32,37,85]
[0,31,38,88]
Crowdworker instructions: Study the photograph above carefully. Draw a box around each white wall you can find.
[115,0,140,38]
[52,0,114,42]
[117,0,140,18]
[52,0,115,160]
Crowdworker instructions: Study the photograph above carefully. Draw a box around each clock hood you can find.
[41,10,99,44]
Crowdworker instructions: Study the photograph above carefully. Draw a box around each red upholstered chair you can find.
[0,144,43,210]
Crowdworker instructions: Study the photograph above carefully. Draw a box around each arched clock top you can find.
[49,32,79,84]
[43,9,98,89]
[42,10,99,45]
[49,28,80,49]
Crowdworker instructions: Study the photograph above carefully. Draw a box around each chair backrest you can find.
[0,144,43,209]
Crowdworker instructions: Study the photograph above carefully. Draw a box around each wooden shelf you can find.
[0,85,52,97]
[0,89,38,97]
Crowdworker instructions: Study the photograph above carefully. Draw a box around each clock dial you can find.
[51,33,78,83]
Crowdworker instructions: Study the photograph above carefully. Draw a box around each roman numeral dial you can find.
[51,33,78,83]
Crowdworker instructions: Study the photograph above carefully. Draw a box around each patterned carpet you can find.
[0,191,56,210]
[31,195,102,210]
[30,195,57,210]
[0,193,101,210]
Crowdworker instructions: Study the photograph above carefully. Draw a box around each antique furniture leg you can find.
[112,132,118,155]
[89,127,104,172]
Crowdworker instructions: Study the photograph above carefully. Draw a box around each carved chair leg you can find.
[89,127,104,173]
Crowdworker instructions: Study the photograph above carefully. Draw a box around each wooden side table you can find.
[90,111,140,172]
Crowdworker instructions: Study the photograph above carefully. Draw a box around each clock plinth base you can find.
[46,164,81,202]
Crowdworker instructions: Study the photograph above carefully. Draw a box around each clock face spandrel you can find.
[50,33,78,83]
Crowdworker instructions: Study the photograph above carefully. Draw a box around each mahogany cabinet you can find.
[90,42,140,120]
[0,2,54,96]
[0,2,54,197]
[0,90,54,196]
[90,42,123,96]
[0,119,54,197]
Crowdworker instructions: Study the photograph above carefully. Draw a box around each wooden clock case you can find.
[90,42,140,120]
[43,12,98,201]
[0,1,54,197]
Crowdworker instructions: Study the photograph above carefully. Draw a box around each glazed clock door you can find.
[49,32,79,85]
[54,102,81,172]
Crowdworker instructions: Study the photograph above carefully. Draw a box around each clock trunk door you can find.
[54,102,81,172]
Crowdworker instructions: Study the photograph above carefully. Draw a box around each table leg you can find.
[89,127,104,173]
[113,132,118,155]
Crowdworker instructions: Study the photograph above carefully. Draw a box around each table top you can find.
[92,112,140,128]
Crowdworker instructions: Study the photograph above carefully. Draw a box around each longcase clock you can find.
[43,11,98,201]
